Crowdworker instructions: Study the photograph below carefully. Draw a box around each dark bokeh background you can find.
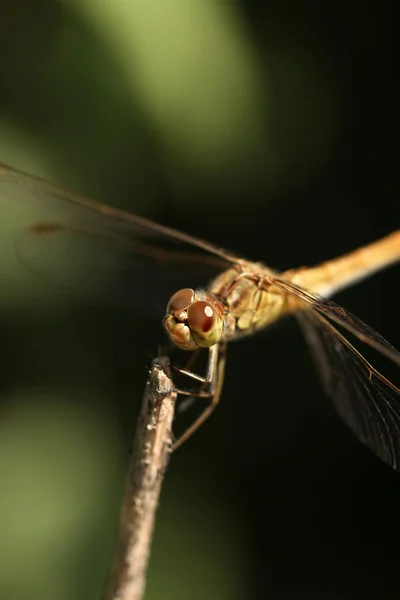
[0,2,399,599]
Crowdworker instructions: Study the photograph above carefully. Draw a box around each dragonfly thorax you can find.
[210,267,287,341]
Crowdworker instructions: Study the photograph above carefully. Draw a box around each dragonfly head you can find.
[163,288,224,351]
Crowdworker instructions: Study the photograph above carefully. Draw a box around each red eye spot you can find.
[188,301,216,333]
[167,288,195,312]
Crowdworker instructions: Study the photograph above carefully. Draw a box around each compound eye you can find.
[188,301,218,336]
[167,288,195,312]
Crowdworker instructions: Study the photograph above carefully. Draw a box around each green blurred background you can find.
[0,2,399,599]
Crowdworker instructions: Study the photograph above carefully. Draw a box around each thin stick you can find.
[103,356,177,600]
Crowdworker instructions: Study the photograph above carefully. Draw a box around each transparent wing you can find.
[272,278,400,368]
[0,162,237,313]
[270,277,400,470]
[296,308,400,470]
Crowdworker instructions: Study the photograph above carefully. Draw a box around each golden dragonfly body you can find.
[162,233,400,450]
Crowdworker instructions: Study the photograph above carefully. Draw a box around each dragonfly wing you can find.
[0,162,240,261]
[0,162,234,313]
[272,277,400,368]
[295,308,400,471]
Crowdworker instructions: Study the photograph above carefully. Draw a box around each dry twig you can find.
[104,356,177,600]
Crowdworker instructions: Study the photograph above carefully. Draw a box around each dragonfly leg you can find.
[171,343,227,451]
[155,343,208,405]
[172,343,218,398]
[173,349,207,383]
[175,349,204,414]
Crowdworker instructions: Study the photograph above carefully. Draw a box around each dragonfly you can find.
[1,161,400,468]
